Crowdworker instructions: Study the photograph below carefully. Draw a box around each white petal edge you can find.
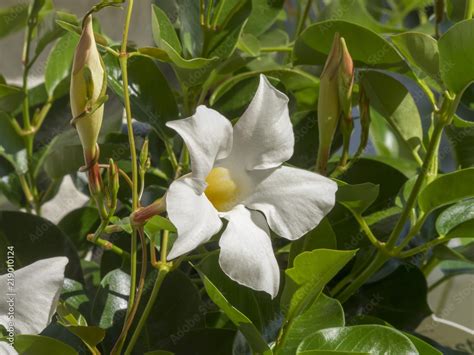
[167,177,222,260]
[0,257,68,335]
[0,341,18,355]
[166,106,233,192]
[230,74,294,171]
[219,205,280,298]
[244,166,338,240]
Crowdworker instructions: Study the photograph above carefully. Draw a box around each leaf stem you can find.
[295,0,313,37]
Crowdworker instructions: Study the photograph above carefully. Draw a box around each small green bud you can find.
[70,15,106,164]
[139,138,150,172]
[106,158,119,211]
[316,33,354,175]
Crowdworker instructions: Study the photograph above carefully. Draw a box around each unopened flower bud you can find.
[357,85,371,156]
[131,197,166,226]
[316,33,354,175]
[140,138,150,172]
[107,158,119,210]
[70,15,106,165]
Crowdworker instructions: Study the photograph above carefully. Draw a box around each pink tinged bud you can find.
[70,15,105,164]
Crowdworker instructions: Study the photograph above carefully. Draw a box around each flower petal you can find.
[219,205,280,298]
[230,75,294,170]
[167,177,222,260]
[0,257,68,335]
[166,106,233,191]
[244,166,337,240]
[0,342,18,355]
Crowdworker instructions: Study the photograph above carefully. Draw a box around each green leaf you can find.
[145,215,177,237]
[0,4,29,39]
[296,325,418,354]
[194,259,272,354]
[446,124,474,168]
[244,0,284,36]
[43,143,130,179]
[418,168,474,214]
[446,0,473,22]
[336,181,379,215]
[293,20,410,74]
[438,19,474,94]
[155,329,236,354]
[404,333,442,355]
[0,211,83,281]
[151,4,182,54]
[237,33,261,56]
[360,70,423,162]
[61,278,92,320]
[0,113,28,174]
[203,0,252,60]
[44,32,79,99]
[64,326,105,353]
[436,199,474,236]
[276,294,344,355]
[0,84,25,112]
[58,207,100,254]
[346,266,431,329]
[14,335,77,355]
[288,218,337,267]
[391,32,441,85]
[105,54,178,137]
[110,216,133,234]
[282,249,356,321]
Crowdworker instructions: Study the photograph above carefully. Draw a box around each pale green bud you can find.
[70,15,105,163]
[316,33,354,174]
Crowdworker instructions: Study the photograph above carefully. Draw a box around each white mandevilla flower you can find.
[0,257,68,335]
[166,75,337,298]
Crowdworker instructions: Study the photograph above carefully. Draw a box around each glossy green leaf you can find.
[438,19,474,94]
[194,259,271,354]
[151,4,182,53]
[0,84,25,113]
[58,207,100,254]
[293,20,410,74]
[64,326,105,352]
[288,218,337,267]
[105,54,178,137]
[418,168,474,214]
[436,199,474,236]
[297,325,418,354]
[282,249,356,321]
[61,278,92,320]
[145,215,177,236]
[0,4,29,39]
[276,294,344,355]
[336,181,379,215]
[346,266,431,329]
[0,211,83,281]
[391,32,441,85]
[360,71,423,161]
[44,32,79,99]
[14,335,77,355]
[404,333,442,355]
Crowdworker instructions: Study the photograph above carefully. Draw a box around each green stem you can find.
[399,236,448,258]
[295,0,313,37]
[353,214,384,250]
[124,267,169,354]
[336,252,388,303]
[260,46,293,53]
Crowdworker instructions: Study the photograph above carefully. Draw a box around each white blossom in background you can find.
[165,75,337,298]
[0,257,68,334]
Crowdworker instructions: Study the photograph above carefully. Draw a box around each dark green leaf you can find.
[0,84,25,113]
[58,207,100,254]
[293,20,410,74]
[436,199,474,236]
[336,181,379,215]
[244,0,284,36]
[0,4,29,39]
[0,211,83,281]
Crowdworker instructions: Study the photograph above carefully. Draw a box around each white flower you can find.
[0,257,68,335]
[166,75,337,298]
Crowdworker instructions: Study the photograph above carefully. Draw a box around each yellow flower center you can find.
[205,167,239,212]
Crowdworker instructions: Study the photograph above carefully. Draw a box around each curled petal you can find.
[0,257,68,335]
[245,166,337,240]
[167,177,222,260]
[230,75,294,171]
[219,205,280,298]
[167,106,233,192]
